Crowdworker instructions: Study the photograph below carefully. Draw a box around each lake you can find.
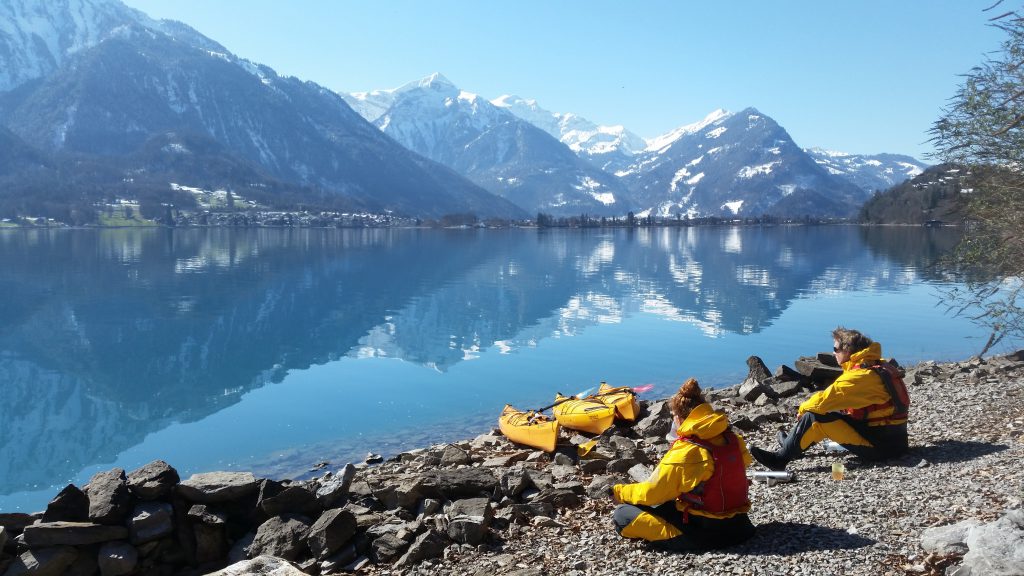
[0,225,1003,512]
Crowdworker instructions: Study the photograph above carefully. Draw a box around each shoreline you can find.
[1,350,1021,575]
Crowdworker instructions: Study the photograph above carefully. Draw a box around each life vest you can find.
[675,430,750,515]
[843,360,910,425]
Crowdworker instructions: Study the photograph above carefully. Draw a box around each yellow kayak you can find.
[597,381,640,421]
[498,404,559,452]
[552,393,616,434]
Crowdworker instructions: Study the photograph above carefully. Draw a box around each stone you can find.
[3,547,78,576]
[187,504,227,525]
[259,483,320,518]
[959,509,1024,575]
[532,488,581,509]
[440,445,472,466]
[85,469,132,525]
[421,468,499,500]
[921,519,978,555]
[579,459,608,474]
[371,533,408,563]
[320,543,359,572]
[774,363,805,382]
[0,525,6,550]
[22,522,128,547]
[97,541,138,576]
[585,475,617,500]
[128,501,174,545]
[395,529,447,568]
[227,531,256,563]
[0,513,35,533]
[738,377,767,402]
[248,515,311,561]
[627,464,654,483]
[482,452,530,467]
[194,523,229,565]
[373,477,425,510]
[418,498,443,518]
[634,401,671,438]
[126,460,180,501]
[795,356,842,386]
[207,555,307,576]
[307,508,358,560]
[42,484,89,523]
[769,379,805,398]
[177,472,259,503]
[747,355,774,382]
[316,464,356,508]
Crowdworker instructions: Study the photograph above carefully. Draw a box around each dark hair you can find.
[832,326,873,354]
[669,378,706,421]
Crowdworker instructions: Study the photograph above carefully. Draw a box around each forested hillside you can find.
[859,164,967,224]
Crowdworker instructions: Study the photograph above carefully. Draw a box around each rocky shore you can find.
[1,350,1022,576]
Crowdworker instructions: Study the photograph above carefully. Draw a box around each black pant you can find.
[613,502,755,550]
[787,411,908,460]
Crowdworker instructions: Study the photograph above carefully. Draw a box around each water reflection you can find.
[0,225,962,501]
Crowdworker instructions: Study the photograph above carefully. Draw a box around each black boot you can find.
[749,446,789,471]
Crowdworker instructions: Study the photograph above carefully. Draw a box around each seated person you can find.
[750,327,909,471]
[611,378,755,551]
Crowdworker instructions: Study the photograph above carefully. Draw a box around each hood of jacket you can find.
[843,341,882,371]
[676,402,729,440]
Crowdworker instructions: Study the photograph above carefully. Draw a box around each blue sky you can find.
[122,0,1005,160]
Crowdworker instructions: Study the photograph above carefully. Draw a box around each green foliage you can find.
[930,6,1024,353]
[858,164,967,224]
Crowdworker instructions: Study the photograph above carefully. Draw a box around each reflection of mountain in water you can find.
[0,226,958,494]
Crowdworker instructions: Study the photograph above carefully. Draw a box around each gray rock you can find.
[187,504,227,525]
[0,513,35,533]
[440,445,472,467]
[395,529,447,568]
[207,555,307,575]
[418,498,443,517]
[97,541,138,576]
[499,464,532,498]
[586,475,617,500]
[128,502,174,545]
[607,459,638,474]
[447,499,493,544]
[371,533,409,563]
[426,468,499,500]
[227,531,256,563]
[177,472,259,503]
[22,522,128,547]
[84,469,132,525]
[249,515,311,561]
[3,546,78,576]
[482,452,531,467]
[579,459,608,474]
[525,470,553,491]
[738,377,768,402]
[259,483,320,518]
[373,477,425,510]
[126,460,179,501]
[627,464,654,483]
[194,523,228,565]
[42,484,89,523]
[960,509,1024,575]
[532,488,581,509]
[315,464,356,508]
[307,508,358,560]
[921,519,979,554]
[0,525,6,550]
[319,543,359,572]
[634,401,671,438]
[770,379,805,398]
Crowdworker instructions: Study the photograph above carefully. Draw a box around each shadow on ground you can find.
[907,440,1008,465]
[734,521,875,555]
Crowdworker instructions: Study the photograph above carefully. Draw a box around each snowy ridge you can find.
[645,109,731,153]
[804,147,928,192]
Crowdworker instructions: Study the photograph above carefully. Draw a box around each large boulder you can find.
[248,515,311,561]
[315,464,356,509]
[3,546,79,576]
[447,498,493,545]
[959,509,1024,575]
[307,508,358,560]
[42,484,89,523]
[128,502,175,545]
[85,469,132,525]
[207,555,307,576]
[394,529,447,568]
[177,472,259,503]
[22,522,128,547]
[126,461,180,501]
[97,541,138,576]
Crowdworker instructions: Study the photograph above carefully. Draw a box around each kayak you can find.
[498,404,559,452]
[596,382,640,421]
[552,393,616,434]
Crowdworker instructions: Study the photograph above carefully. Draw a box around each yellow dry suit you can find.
[611,403,755,549]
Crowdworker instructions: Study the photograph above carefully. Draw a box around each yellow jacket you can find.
[612,403,752,519]
[798,342,906,426]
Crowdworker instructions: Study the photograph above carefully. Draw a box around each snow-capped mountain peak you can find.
[645,108,732,154]
[804,147,928,192]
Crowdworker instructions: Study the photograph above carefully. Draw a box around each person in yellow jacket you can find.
[611,378,756,551]
[750,327,910,471]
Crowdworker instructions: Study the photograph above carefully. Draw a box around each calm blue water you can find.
[0,225,1007,512]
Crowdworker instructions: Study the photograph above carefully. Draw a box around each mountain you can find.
[344,74,632,217]
[618,108,869,218]
[0,1,524,220]
[859,164,967,224]
[805,149,928,193]
[491,95,647,174]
